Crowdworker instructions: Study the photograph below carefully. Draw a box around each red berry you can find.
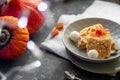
[95,29,107,36]
[56,22,64,30]
[51,29,59,37]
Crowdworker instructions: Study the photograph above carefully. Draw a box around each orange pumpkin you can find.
[0,16,29,60]
[0,0,44,35]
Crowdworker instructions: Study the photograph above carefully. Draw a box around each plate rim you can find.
[66,48,120,74]
[62,17,120,63]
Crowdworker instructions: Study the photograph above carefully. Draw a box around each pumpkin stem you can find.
[0,33,6,42]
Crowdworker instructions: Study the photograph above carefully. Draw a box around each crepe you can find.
[77,24,115,58]
[78,24,104,49]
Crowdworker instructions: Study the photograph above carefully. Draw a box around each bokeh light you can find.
[27,40,35,50]
[38,2,48,11]
[27,40,43,59]
[18,16,28,28]
[31,60,41,68]
[19,60,41,72]
[0,22,3,34]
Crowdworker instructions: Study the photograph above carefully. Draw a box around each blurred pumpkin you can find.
[0,0,45,35]
[0,16,29,60]
[21,0,43,9]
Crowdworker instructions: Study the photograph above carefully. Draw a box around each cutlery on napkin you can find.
[40,0,120,76]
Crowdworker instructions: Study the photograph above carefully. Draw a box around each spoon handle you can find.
[64,71,82,80]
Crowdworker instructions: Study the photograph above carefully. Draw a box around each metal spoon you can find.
[64,71,82,80]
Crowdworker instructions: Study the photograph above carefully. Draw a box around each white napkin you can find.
[40,0,120,59]
[40,0,120,75]
[82,0,120,24]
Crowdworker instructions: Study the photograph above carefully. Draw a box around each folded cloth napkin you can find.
[40,0,120,59]
[40,0,120,75]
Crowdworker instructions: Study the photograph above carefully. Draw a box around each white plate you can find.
[63,18,120,63]
[66,48,120,74]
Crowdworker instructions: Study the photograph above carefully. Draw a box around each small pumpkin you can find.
[0,0,44,35]
[0,16,29,60]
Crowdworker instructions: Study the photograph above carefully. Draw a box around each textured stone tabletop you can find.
[0,0,120,80]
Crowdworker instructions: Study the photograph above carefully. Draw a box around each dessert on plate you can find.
[70,24,116,59]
